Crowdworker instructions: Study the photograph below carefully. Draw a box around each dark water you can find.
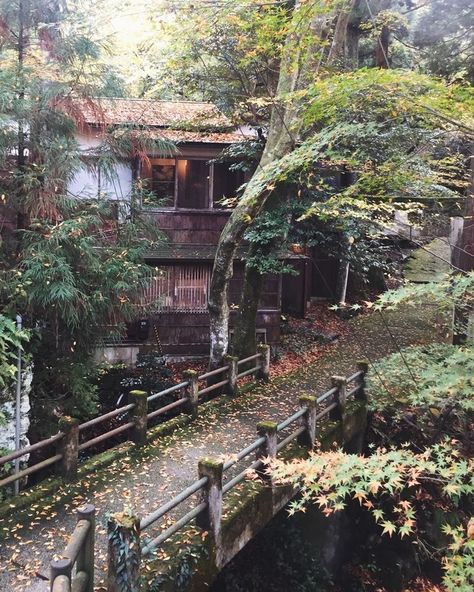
[209,502,443,592]
[210,505,335,592]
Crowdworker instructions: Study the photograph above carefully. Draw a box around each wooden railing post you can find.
[257,344,270,382]
[183,370,199,418]
[76,504,95,592]
[297,395,317,449]
[356,360,369,401]
[196,458,223,545]
[57,417,79,481]
[129,390,148,446]
[331,376,347,422]
[107,511,141,592]
[256,420,278,482]
[224,355,239,395]
[50,557,72,592]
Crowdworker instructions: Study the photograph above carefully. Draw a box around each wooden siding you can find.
[147,211,231,245]
[139,265,210,312]
[142,310,281,356]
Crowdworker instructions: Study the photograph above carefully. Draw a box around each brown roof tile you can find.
[79,97,231,129]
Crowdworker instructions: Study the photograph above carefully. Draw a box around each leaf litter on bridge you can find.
[0,304,448,592]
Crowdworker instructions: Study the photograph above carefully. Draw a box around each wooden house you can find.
[68,98,307,359]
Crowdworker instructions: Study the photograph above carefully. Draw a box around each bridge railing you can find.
[100,362,368,590]
[0,346,269,496]
[50,504,95,592]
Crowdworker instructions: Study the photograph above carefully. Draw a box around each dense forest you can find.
[0,1,473,591]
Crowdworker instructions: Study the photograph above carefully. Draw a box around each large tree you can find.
[208,0,354,367]
[209,0,474,364]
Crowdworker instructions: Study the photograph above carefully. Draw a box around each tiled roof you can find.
[78,97,231,129]
[148,128,250,144]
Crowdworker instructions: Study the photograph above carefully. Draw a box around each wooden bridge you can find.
[48,363,368,592]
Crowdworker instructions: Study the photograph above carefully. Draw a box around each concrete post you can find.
[76,504,95,592]
[196,458,224,545]
[107,511,141,592]
[57,416,79,481]
[50,558,72,592]
[256,344,270,382]
[331,376,347,422]
[129,390,148,446]
[224,355,239,395]
[297,395,317,449]
[183,370,199,418]
[356,361,369,401]
[256,420,278,482]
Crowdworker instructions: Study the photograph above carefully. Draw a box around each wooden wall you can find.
[130,261,281,356]
[147,210,231,245]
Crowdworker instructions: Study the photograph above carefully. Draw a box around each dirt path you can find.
[0,305,447,592]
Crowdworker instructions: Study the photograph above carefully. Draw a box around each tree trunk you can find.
[327,0,357,66]
[208,2,332,368]
[16,0,27,234]
[214,2,357,366]
[233,257,265,359]
[375,25,390,68]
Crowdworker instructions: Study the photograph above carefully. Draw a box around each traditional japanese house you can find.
[68,98,301,360]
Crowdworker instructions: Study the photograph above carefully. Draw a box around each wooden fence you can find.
[0,346,270,495]
[50,362,368,591]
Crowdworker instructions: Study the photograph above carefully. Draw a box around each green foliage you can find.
[442,523,474,592]
[0,315,28,390]
[368,343,474,412]
[10,201,156,335]
[140,0,291,114]
[376,272,474,315]
[273,441,472,533]
[271,442,473,591]
[1,199,164,433]
[413,0,474,85]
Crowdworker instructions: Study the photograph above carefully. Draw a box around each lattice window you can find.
[139,265,210,312]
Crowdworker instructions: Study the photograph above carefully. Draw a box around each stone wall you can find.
[0,366,32,457]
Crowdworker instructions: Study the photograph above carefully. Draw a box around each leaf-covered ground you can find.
[0,303,448,591]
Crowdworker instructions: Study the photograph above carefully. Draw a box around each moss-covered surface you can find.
[404,238,451,283]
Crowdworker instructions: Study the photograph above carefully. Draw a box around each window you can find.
[212,163,245,207]
[139,265,210,312]
[177,160,210,209]
[151,159,176,206]
[141,157,244,210]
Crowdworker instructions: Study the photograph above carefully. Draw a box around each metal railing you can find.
[0,347,269,495]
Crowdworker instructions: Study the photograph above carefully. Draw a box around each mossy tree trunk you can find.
[209,0,356,368]
[208,1,348,368]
